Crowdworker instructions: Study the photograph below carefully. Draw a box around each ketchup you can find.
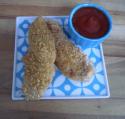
[73,7,109,39]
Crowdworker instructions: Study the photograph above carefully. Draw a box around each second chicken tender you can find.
[47,21,94,81]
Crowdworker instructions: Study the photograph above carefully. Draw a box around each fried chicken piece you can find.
[22,17,56,100]
[47,21,94,81]
[23,50,55,100]
[29,17,56,63]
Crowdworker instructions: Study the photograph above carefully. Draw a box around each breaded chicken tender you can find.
[23,17,56,100]
[47,21,94,81]
[29,17,56,63]
[23,50,55,100]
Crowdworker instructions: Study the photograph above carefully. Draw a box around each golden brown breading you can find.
[23,50,55,100]
[22,17,56,100]
[47,21,94,81]
[29,17,56,63]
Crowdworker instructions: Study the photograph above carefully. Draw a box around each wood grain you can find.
[0,0,125,11]
[1,110,125,119]
[0,0,125,118]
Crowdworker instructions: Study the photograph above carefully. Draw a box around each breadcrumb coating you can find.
[22,17,56,100]
[29,17,56,63]
[47,21,94,81]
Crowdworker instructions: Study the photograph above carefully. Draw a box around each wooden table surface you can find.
[0,0,125,118]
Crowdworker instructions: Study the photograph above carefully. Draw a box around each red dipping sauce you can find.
[73,7,109,39]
